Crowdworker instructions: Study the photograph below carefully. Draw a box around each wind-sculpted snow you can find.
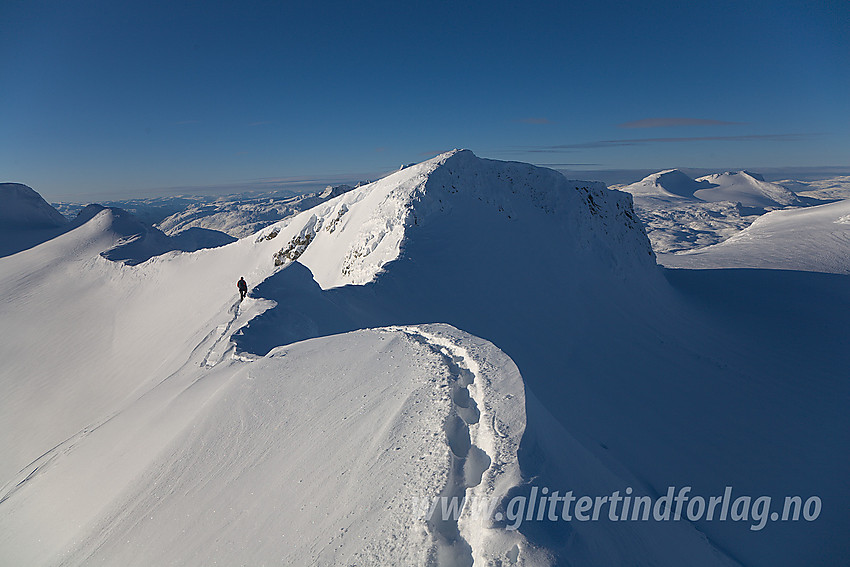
[1,151,848,567]
[0,324,532,566]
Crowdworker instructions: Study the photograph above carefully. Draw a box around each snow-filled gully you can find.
[390,326,494,567]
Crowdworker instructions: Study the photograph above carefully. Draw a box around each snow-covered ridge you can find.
[67,205,236,265]
[155,184,356,238]
[2,153,848,566]
[256,149,654,289]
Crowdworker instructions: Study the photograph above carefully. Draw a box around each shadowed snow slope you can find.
[660,199,850,274]
[0,183,68,229]
[1,151,848,567]
[0,183,69,257]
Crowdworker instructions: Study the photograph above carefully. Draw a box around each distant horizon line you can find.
[18,162,850,203]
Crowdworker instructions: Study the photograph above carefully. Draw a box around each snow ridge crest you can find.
[262,150,655,289]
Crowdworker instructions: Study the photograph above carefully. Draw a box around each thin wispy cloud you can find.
[248,121,273,126]
[525,133,816,153]
[175,120,202,125]
[518,117,551,125]
[618,117,744,128]
[534,163,602,167]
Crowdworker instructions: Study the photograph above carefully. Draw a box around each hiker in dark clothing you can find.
[237,277,248,300]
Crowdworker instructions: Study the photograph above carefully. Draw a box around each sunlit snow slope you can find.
[693,171,802,208]
[1,151,848,567]
[234,150,849,567]
[661,199,850,274]
[619,169,711,200]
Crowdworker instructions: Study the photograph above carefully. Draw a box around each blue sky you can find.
[2,0,848,199]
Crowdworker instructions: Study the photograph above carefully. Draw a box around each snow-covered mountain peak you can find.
[71,204,147,234]
[61,204,235,265]
[317,183,354,199]
[254,149,654,289]
[3,159,848,566]
[694,170,801,207]
[739,170,766,182]
[0,183,68,229]
[622,169,711,199]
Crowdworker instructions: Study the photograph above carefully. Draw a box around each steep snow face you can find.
[620,169,710,200]
[0,183,68,229]
[660,198,850,274]
[694,171,801,207]
[257,149,655,289]
[233,153,850,567]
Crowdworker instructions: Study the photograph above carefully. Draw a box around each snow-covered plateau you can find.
[614,168,850,255]
[1,151,848,566]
